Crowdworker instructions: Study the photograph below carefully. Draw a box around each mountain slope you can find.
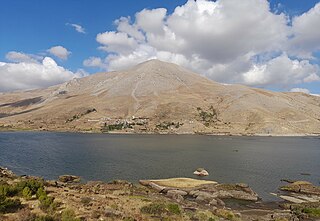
[0,59,320,135]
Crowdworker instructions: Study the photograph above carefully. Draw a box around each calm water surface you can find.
[0,132,319,201]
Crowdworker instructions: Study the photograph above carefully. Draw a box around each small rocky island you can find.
[1,167,320,221]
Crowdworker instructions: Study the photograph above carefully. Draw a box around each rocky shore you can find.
[1,167,319,221]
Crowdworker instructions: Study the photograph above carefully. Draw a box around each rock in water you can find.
[193,168,209,176]
[58,175,81,183]
[280,181,320,195]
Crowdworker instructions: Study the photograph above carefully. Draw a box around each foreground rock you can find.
[1,167,320,221]
[0,167,15,178]
[140,178,259,204]
[275,181,320,205]
[280,181,320,196]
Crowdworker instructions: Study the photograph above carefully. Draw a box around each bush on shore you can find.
[0,195,22,213]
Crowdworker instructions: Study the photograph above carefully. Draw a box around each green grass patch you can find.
[141,202,181,216]
[167,203,181,215]
[302,207,320,217]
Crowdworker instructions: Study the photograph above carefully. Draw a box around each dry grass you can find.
[150,178,217,188]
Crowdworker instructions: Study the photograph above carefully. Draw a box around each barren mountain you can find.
[0,59,320,135]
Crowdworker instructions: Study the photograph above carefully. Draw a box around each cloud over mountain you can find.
[0,52,85,92]
[88,0,320,89]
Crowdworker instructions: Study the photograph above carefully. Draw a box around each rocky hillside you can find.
[0,59,320,135]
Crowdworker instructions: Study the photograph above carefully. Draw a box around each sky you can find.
[0,0,320,94]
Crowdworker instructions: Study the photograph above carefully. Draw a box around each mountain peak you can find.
[134,59,180,71]
[139,59,172,65]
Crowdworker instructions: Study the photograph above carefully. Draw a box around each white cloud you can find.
[136,8,167,35]
[96,31,138,54]
[165,0,288,62]
[47,46,71,60]
[0,57,84,92]
[86,0,320,89]
[241,54,320,86]
[6,51,42,63]
[115,17,145,41]
[106,44,157,71]
[288,3,320,58]
[83,57,106,69]
[66,23,86,34]
[290,88,310,94]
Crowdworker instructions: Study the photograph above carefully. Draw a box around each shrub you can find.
[80,196,91,206]
[140,203,166,215]
[85,108,96,114]
[0,184,19,197]
[0,196,22,213]
[15,179,44,195]
[197,106,218,126]
[36,187,46,199]
[61,209,80,221]
[0,185,8,197]
[35,215,56,221]
[39,195,54,211]
[215,209,237,220]
[22,186,32,200]
[156,122,182,130]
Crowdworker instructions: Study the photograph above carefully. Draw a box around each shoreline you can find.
[1,166,320,220]
[1,128,320,137]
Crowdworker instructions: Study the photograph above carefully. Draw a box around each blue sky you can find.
[0,0,186,72]
[0,0,320,94]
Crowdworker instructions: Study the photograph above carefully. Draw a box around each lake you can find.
[0,132,319,201]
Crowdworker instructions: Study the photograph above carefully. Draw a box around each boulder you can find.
[236,183,249,188]
[149,182,165,192]
[228,190,259,201]
[58,175,81,183]
[193,168,209,176]
[209,199,218,206]
[195,192,217,203]
[166,189,188,197]
[166,190,185,203]
[189,190,201,197]
[217,190,232,198]
[0,167,15,178]
[104,207,122,218]
[216,183,259,201]
[172,193,184,203]
[160,187,177,194]
[216,198,226,206]
[139,180,150,186]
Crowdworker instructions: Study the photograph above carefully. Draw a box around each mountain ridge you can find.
[0,59,320,135]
